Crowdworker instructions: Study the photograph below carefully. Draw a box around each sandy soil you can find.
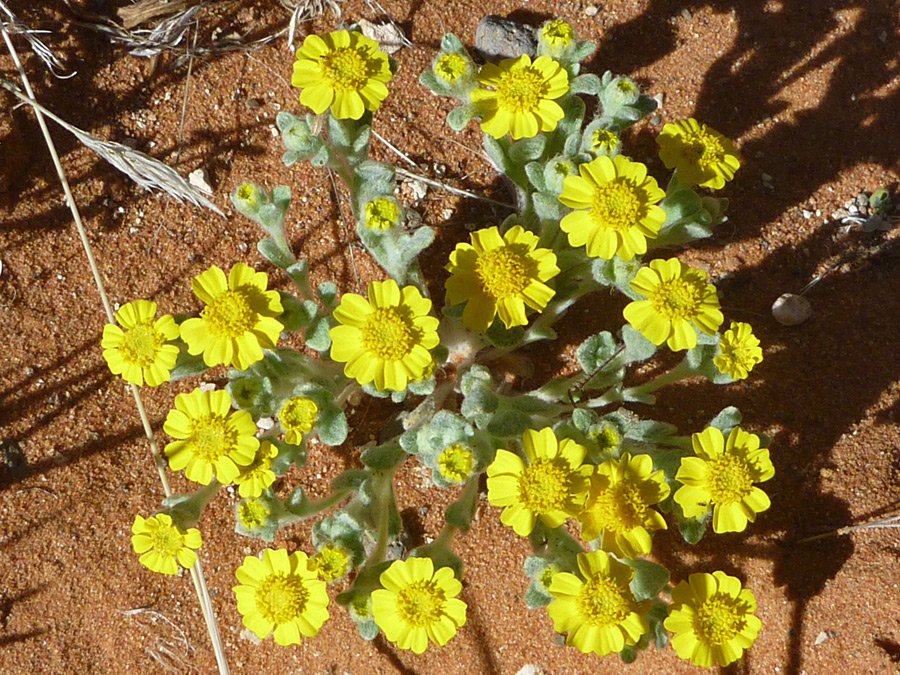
[2,0,900,673]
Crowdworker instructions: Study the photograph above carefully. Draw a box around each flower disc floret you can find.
[131,514,202,575]
[437,444,475,484]
[547,551,650,656]
[102,300,180,386]
[541,19,575,49]
[486,428,591,536]
[312,544,351,582]
[180,263,283,371]
[434,53,470,84]
[590,128,620,156]
[623,257,724,351]
[657,118,741,189]
[559,155,666,261]
[674,426,775,533]
[715,322,763,380]
[279,396,319,445]
[291,30,393,120]
[329,279,439,391]
[472,55,569,139]
[234,440,279,498]
[364,197,401,230]
[163,388,258,485]
[578,452,670,558]
[234,548,330,645]
[239,498,272,530]
[445,225,559,332]
[664,571,761,667]
[372,557,467,654]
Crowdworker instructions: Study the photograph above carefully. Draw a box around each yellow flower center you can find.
[592,481,648,531]
[578,576,631,627]
[519,459,570,513]
[255,573,311,625]
[365,198,400,230]
[362,307,416,360]
[396,580,446,627]
[435,53,468,83]
[542,20,574,47]
[617,79,638,95]
[707,455,753,504]
[683,129,725,168]
[280,397,319,434]
[539,565,559,590]
[591,129,619,153]
[438,444,474,483]
[149,522,184,555]
[203,290,255,337]
[497,67,548,113]
[592,181,641,231]
[236,183,259,207]
[589,425,620,453]
[188,415,236,462]
[322,46,371,91]
[313,544,350,581]
[239,499,270,529]
[651,278,703,320]
[121,322,165,366]
[475,246,535,299]
[696,595,745,645]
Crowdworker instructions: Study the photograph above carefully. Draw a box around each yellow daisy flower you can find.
[101,300,179,386]
[674,426,775,534]
[622,257,724,351]
[486,428,592,537]
[664,571,761,667]
[371,557,467,654]
[434,53,471,85]
[131,513,202,576]
[234,440,279,499]
[559,155,666,261]
[291,30,393,120]
[279,396,319,445]
[540,19,575,50]
[445,225,559,332]
[578,452,670,558]
[312,544,351,582]
[364,197,401,230]
[238,497,272,531]
[657,118,741,189]
[471,55,569,139]
[548,551,650,656]
[437,444,475,484]
[590,128,620,156]
[163,388,258,485]
[233,548,330,646]
[715,322,763,380]
[329,279,439,392]
[180,263,284,371]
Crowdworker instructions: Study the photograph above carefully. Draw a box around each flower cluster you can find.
[106,16,776,671]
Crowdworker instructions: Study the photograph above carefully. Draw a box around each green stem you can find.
[365,470,398,568]
[623,358,697,401]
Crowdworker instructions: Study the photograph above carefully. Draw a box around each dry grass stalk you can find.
[0,1,72,78]
[118,0,203,30]
[0,79,224,217]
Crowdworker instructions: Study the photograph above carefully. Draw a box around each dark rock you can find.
[474,15,536,62]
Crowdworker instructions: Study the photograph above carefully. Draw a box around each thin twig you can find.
[394,167,515,209]
[794,514,900,544]
[371,129,418,168]
[0,22,230,675]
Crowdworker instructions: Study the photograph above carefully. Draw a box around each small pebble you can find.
[188,167,213,195]
[772,293,812,326]
[584,5,599,16]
